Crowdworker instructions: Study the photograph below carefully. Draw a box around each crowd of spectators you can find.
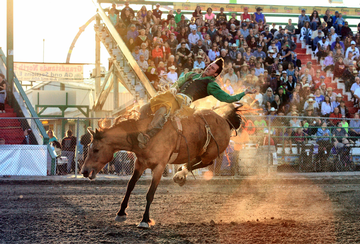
[108,2,360,155]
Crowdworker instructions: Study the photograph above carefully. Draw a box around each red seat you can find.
[345,101,354,107]
[333,89,343,94]
[348,107,359,114]
[327,83,337,89]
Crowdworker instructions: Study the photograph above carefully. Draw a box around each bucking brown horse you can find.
[81,104,242,228]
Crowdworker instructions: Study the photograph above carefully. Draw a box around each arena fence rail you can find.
[1,116,360,177]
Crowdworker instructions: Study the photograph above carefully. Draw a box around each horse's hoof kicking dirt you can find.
[137,222,150,229]
[115,215,127,222]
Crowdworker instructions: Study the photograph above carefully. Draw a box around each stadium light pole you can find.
[6,0,14,105]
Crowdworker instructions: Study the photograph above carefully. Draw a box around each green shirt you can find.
[175,13,182,23]
[340,121,349,133]
[172,72,245,103]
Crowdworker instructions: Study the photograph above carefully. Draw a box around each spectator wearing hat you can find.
[216,7,227,23]
[332,93,343,108]
[254,7,266,25]
[167,65,178,84]
[253,45,266,59]
[240,6,251,23]
[345,41,360,59]
[264,50,275,71]
[228,43,238,61]
[304,95,319,110]
[152,3,162,21]
[326,87,337,102]
[188,28,202,49]
[240,23,250,39]
[263,87,275,105]
[312,29,324,50]
[127,24,139,41]
[193,55,205,70]
[298,9,310,30]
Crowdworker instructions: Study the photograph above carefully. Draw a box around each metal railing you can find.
[0,48,57,174]
[1,115,359,177]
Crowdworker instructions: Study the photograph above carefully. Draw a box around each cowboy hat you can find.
[270,107,277,112]
[303,83,310,88]
[169,65,177,70]
[196,55,203,59]
[307,98,315,103]
[291,111,299,116]
[336,93,342,97]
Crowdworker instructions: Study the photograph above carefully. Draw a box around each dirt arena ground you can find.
[1,175,360,244]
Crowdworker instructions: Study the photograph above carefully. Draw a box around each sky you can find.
[1,0,358,67]
[0,0,110,67]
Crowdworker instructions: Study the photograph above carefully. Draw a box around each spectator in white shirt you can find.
[167,65,178,84]
[137,55,148,72]
[193,55,206,69]
[351,77,360,105]
[188,28,202,48]
[345,41,360,59]
[223,68,238,89]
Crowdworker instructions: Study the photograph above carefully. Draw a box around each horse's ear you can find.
[88,128,95,137]
[95,128,100,134]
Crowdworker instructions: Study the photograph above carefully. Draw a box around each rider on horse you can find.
[137,58,255,149]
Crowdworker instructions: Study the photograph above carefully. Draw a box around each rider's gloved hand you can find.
[169,87,178,95]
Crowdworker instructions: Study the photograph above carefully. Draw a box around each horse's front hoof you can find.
[173,172,186,186]
[137,222,150,229]
[115,215,127,222]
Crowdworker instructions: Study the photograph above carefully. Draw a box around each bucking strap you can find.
[168,117,183,164]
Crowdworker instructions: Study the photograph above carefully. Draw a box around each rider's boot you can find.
[137,106,168,149]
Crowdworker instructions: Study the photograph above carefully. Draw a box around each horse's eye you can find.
[93,149,99,154]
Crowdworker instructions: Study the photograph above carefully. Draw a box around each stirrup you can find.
[137,133,150,149]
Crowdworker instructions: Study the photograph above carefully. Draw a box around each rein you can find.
[199,114,221,159]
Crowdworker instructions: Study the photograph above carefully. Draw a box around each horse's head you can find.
[81,128,115,180]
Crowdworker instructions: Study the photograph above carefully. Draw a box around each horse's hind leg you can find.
[137,163,165,229]
[173,157,201,186]
[115,159,146,222]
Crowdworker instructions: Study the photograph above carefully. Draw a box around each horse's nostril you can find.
[82,170,89,178]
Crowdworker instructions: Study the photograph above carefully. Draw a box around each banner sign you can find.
[0,145,48,176]
[173,3,360,15]
[14,62,84,82]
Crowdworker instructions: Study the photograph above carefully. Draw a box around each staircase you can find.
[295,35,357,115]
[0,104,24,144]
[92,3,157,115]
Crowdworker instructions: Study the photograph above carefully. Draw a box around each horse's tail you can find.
[222,104,242,131]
